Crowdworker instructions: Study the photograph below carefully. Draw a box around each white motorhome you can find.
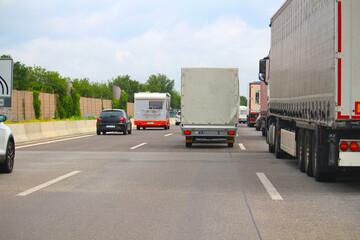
[134,92,171,130]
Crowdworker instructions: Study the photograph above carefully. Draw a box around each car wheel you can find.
[97,130,100,135]
[123,129,127,135]
[128,124,132,134]
[1,140,15,173]
[137,126,140,130]
[102,131,106,135]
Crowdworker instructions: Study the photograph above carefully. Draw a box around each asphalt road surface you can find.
[1,124,360,240]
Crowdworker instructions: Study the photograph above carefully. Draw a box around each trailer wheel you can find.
[186,142,192,147]
[304,130,313,177]
[228,142,234,148]
[297,129,305,172]
[312,132,336,182]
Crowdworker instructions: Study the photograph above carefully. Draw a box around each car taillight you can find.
[340,142,349,151]
[250,118,255,121]
[184,130,191,135]
[97,117,102,122]
[227,131,235,135]
[350,142,358,151]
[120,117,125,121]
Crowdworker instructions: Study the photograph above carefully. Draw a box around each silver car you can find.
[0,114,15,173]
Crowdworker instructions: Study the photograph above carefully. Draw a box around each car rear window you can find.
[100,111,124,117]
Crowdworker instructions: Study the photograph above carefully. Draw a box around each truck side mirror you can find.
[258,59,267,82]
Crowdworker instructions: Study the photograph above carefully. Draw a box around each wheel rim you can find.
[7,142,14,170]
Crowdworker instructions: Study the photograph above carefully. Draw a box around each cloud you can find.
[2,0,285,97]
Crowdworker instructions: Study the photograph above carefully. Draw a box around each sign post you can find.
[0,58,13,107]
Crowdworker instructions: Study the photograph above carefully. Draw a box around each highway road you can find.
[1,124,360,240]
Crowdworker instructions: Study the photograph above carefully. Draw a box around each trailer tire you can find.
[186,142,192,148]
[304,130,313,177]
[228,142,234,148]
[262,127,266,136]
[297,129,305,172]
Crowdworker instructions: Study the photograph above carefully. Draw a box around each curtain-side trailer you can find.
[259,0,360,181]
[247,82,260,127]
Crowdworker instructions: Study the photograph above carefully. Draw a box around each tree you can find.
[169,90,181,109]
[111,75,145,102]
[145,74,174,93]
[240,96,247,106]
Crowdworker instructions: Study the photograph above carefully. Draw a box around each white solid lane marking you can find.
[239,143,246,150]
[17,135,95,149]
[17,171,81,197]
[130,142,147,150]
[164,133,173,137]
[256,172,283,200]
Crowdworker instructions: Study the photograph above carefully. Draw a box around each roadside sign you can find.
[0,58,13,107]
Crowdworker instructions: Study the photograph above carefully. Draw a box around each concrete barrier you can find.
[7,120,98,144]
[54,121,70,137]
[40,122,58,139]
[7,124,29,143]
[24,122,45,141]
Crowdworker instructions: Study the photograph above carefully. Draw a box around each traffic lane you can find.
[15,125,248,153]
[230,152,360,240]
[236,124,268,152]
[1,151,262,240]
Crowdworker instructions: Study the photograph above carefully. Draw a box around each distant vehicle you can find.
[83,114,97,119]
[175,111,181,125]
[96,109,132,135]
[0,114,15,173]
[247,82,260,127]
[181,68,239,147]
[134,92,171,130]
[238,106,248,124]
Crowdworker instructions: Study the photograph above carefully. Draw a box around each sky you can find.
[1,0,285,97]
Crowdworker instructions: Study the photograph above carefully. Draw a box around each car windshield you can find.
[100,111,124,117]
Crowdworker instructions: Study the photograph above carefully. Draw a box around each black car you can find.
[96,109,132,135]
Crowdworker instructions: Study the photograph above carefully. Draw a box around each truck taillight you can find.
[250,118,255,121]
[350,142,359,151]
[184,130,191,135]
[340,141,360,152]
[340,142,348,151]
[227,131,235,135]
[97,117,102,122]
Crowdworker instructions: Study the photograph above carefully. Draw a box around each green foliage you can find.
[240,96,247,106]
[169,90,181,109]
[71,88,81,117]
[145,74,174,93]
[33,91,41,119]
[6,54,182,119]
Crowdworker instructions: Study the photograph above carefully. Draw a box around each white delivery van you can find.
[134,92,171,130]
[238,106,248,124]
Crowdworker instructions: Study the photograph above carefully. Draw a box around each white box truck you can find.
[134,92,171,130]
[181,68,239,147]
[259,0,360,181]
[247,82,261,127]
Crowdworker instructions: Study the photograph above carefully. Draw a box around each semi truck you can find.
[134,92,171,130]
[247,82,260,127]
[181,68,239,147]
[258,56,269,136]
[259,0,360,181]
